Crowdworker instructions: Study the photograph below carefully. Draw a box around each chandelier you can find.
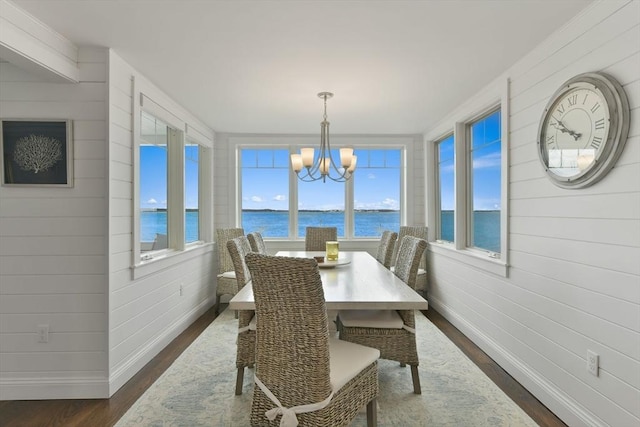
[290,92,357,182]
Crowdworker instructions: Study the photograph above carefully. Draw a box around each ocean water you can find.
[142,210,500,253]
[141,210,199,243]
[441,210,500,253]
[242,210,401,238]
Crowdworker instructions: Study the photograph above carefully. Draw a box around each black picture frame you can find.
[1,119,73,187]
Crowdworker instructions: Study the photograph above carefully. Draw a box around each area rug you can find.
[115,308,537,426]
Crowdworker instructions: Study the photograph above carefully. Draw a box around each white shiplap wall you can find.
[0,48,109,399]
[107,51,216,396]
[425,1,640,426]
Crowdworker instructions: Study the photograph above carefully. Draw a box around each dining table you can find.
[228,250,428,311]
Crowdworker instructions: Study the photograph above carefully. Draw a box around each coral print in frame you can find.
[1,119,73,187]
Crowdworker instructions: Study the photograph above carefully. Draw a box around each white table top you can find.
[228,251,428,311]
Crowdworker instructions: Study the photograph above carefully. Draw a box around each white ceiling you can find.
[11,0,593,135]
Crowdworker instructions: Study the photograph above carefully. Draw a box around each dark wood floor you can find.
[0,305,567,427]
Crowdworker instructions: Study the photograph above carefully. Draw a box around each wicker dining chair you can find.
[227,236,256,395]
[247,231,268,254]
[392,226,428,292]
[338,236,427,394]
[215,227,245,315]
[304,226,338,251]
[375,230,397,269]
[245,253,380,427]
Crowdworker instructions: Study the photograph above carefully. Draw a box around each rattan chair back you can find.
[338,235,427,395]
[227,235,256,395]
[375,230,397,269]
[227,236,252,289]
[393,226,427,267]
[247,231,268,254]
[214,228,245,315]
[304,226,338,251]
[245,253,333,423]
[393,236,428,291]
[216,228,245,275]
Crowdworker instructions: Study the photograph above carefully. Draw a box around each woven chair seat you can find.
[337,310,404,329]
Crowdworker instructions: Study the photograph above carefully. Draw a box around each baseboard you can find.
[108,297,215,396]
[0,376,108,400]
[429,295,605,427]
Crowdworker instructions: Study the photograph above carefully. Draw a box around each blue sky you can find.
[440,110,501,211]
[140,144,199,209]
[241,149,402,211]
[140,115,501,213]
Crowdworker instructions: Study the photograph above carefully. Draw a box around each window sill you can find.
[132,241,214,280]
[429,241,508,277]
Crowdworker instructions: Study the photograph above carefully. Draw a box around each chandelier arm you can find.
[292,91,355,183]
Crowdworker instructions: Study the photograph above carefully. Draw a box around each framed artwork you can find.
[1,119,73,187]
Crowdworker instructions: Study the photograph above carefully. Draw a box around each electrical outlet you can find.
[587,350,599,376]
[37,324,49,343]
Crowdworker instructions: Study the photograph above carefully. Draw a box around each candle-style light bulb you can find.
[347,155,358,173]
[340,148,353,168]
[291,154,303,172]
[301,148,314,167]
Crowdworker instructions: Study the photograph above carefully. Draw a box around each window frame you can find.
[426,78,509,277]
[234,136,412,241]
[435,133,455,245]
[466,107,501,255]
[132,78,214,278]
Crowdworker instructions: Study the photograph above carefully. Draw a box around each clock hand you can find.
[552,117,582,141]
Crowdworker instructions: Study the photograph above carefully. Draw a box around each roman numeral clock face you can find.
[538,72,630,189]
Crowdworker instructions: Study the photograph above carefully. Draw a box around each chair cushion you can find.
[338,309,404,329]
[218,271,236,279]
[328,338,379,392]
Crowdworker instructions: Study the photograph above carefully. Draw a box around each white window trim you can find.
[425,77,510,277]
[131,76,214,279]
[232,135,414,241]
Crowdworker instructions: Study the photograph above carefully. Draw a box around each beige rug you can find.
[116,308,537,426]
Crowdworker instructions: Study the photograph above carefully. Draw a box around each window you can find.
[469,109,501,254]
[354,149,401,237]
[239,147,403,239]
[298,148,346,237]
[138,109,211,262]
[241,149,290,237]
[185,141,199,244]
[140,111,170,251]
[436,135,455,243]
[427,81,507,274]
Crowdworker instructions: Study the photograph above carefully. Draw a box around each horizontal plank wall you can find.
[425,1,639,426]
[107,51,216,396]
[0,48,109,399]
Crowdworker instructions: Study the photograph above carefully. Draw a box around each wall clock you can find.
[537,71,630,189]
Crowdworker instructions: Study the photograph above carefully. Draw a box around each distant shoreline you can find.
[141,208,500,213]
[243,209,399,213]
